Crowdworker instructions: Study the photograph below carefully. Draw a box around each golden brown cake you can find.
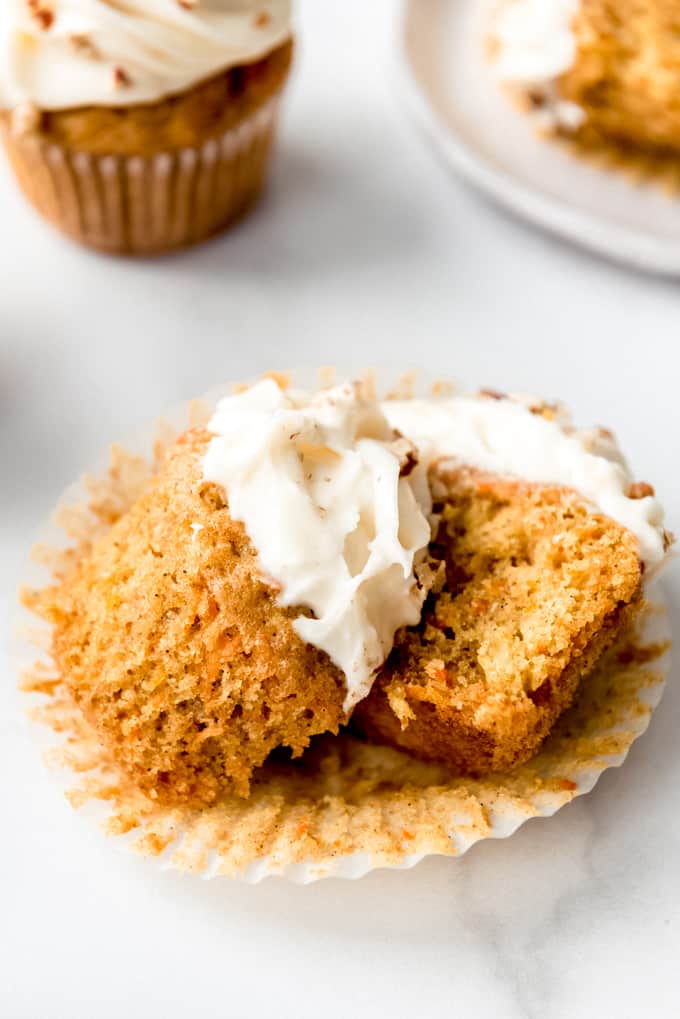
[27,428,346,808]
[561,1,680,154]
[22,380,671,833]
[493,0,680,164]
[354,465,644,774]
[11,42,293,158]
[19,412,672,879]
[18,381,673,879]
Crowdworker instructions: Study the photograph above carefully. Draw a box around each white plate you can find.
[400,0,680,275]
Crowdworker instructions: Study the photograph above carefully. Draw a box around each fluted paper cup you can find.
[1,98,280,256]
[14,375,672,882]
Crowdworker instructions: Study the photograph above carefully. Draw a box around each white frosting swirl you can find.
[382,395,667,571]
[203,381,668,711]
[492,0,586,131]
[202,380,432,712]
[0,0,292,111]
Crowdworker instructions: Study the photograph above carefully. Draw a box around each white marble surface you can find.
[1,2,679,1017]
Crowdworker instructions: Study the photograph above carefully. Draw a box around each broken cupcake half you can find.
[490,0,680,162]
[24,378,671,808]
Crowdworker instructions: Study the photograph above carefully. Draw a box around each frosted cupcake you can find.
[491,1,680,166]
[0,1,293,255]
[23,377,671,839]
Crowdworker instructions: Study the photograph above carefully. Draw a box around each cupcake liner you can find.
[0,97,280,255]
[15,377,672,883]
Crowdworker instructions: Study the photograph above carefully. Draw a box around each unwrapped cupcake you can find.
[0,1,293,255]
[20,377,673,885]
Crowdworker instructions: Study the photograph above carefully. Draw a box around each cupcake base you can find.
[1,99,280,255]
[20,571,670,882]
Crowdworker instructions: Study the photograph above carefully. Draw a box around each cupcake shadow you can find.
[169,136,432,278]
[129,796,596,950]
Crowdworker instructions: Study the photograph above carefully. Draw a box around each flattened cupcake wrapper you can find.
[1,98,280,255]
[15,379,672,883]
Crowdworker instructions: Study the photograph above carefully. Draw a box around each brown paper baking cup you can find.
[1,98,280,255]
[15,380,672,882]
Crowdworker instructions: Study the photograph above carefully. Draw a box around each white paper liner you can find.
[1,98,280,254]
[14,375,672,883]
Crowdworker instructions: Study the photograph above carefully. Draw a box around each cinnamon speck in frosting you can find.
[69,34,101,60]
[113,66,132,89]
[27,0,54,31]
[0,1,293,111]
[628,482,656,500]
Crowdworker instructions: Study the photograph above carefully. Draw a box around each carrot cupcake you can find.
[0,1,293,254]
[21,378,672,875]
[491,0,680,167]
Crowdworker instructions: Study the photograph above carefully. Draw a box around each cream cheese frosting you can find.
[381,395,667,570]
[0,0,292,111]
[492,0,586,131]
[202,380,432,712]
[203,380,668,710]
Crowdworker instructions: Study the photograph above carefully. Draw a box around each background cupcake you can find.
[491,0,680,164]
[0,1,293,255]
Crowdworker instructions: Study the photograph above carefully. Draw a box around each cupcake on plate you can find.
[19,375,673,880]
[491,0,680,168]
[0,1,293,255]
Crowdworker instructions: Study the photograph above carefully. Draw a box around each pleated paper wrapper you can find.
[15,378,672,883]
[1,98,280,256]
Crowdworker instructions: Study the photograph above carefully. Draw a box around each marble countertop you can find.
[1,2,678,1017]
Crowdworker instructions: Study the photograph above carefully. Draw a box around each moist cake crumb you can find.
[354,465,643,773]
[26,428,347,807]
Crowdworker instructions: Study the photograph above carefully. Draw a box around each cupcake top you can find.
[202,380,669,710]
[203,379,432,711]
[0,0,292,111]
[381,392,668,570]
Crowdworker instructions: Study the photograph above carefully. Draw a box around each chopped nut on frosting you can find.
[112,66,132,89]
[27,0,54,31]
[0,1,292,110]
[69,33,101,59]
[202,380,433,711]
